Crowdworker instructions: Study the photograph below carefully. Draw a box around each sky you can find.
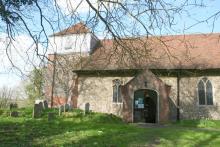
[0,0,220,88]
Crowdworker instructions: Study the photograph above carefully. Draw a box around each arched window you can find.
[198,77,213,105]
[113,79,122,103]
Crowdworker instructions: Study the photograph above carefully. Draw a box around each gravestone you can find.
[10,111,19,117]
[59,105,64,116]
[48,112,55,121]
[85,103,90,114]
[43,100,48,109]
[9,103,18,117]
[33,104,42,118]
[9,103,18,110]
[58,103,72,116]
[64,103,70,112]
[39,102,43,110]
[35,100,48,109]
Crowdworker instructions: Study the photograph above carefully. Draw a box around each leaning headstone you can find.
[48,112,55,121]
[33,104,42,118]
[85,103,90,114]
[43,100,48,109]
[10,111,19,117]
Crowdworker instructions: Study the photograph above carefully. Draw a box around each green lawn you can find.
[172,119,220,129]
[0,108,220,147]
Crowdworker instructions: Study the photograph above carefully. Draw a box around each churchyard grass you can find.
[172,119,220,129]
[0,108,220,146]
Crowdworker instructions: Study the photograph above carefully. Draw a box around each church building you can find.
[45,22,220,123]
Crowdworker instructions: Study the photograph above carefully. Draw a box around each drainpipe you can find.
[177,72,180,121]
[50,52,56,108]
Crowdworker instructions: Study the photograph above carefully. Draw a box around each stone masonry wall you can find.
[159,77,178,121]
[179,76,220,120]
[122,70,170,123]
[159,76,220,120]
[45,54,220,121]
[77,76,133,116]
[44,53,86,107]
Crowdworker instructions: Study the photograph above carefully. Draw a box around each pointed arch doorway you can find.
[133,89,158,123]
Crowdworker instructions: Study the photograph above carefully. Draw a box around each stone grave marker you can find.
[10,111,19,117]
[39,102,43,110]
[59,103,72,116]
[64,103,70,112]
[85,103,90,114]
[48,112,56,121]
[43,100,48,109]
[59,105,64,116]
[33,104,42,118]
[9,103,18,110]
[35,99,48,109]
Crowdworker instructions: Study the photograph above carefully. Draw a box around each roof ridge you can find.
[99,32,220,42]
[50,22,90,37]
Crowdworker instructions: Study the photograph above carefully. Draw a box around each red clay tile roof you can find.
[51,22,90,36]
[78,33,220,70]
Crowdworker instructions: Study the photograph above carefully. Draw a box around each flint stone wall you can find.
[160,76,220,120]
[77,76,133,116]
[44,53,86,106]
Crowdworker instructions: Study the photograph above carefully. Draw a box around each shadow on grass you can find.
[60,126,220,147]
[1,109,220,146]
[0,109,141,146]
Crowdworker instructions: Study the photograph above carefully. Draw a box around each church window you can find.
[198,77,213,105]
[113,79,122,103]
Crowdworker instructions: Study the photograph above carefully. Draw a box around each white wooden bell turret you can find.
[48,22,99,55]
